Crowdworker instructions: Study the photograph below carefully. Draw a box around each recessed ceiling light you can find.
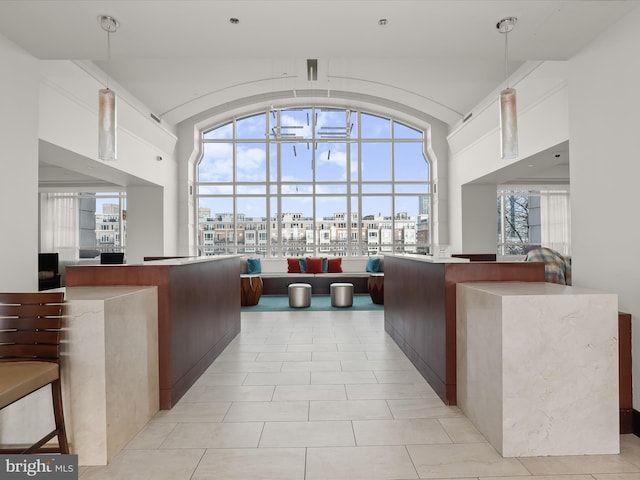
[378,18,388,26]
[229,17,239,24]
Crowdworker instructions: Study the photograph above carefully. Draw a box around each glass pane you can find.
[350,143,358,182]
[394,121,423,139]
[274,108,312,140]
[316,108,354,140]
[350,196,359,255]
[394,197,419,254]
[394,183,430,194]
[361,196,391,256]
[203,122,232,140]
[362,143,391,181]
[198,185,233,195]
[417,195,430,254]
[269,143,278,182]
[281,142,312,182]
[316,184,347,194]
[237,143,266,182]
[281,184,312,195]
[361,184,392,194]
[503,195,532,243]
[236,185,266,195]
[269,197,279,256]
[237,197,266,255]
[316,198,348,256]
[315,142,347,182]
[316,197,347,221]
[361,113,391,138]
[197,197,234,256]
[200,143,233,182]
[89,192,125,257]
[281,197,313,257]
[394,142,429,181]
[236,113,266,140]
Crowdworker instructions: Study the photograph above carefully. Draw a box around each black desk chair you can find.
[100,252,125,264]
[38,253,61,291]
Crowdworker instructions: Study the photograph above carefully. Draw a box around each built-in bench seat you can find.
[241,256,383,296]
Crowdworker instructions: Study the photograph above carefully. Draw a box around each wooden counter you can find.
[383,254,545,405]
[65,256,241,409]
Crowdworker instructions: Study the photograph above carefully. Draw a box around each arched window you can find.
[196,107,431,257]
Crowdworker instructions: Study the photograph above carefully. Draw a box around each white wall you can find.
[568,8,640,406]
[461,184,497,253]
[448,62,570,253]
[448,9,640,408]
[126,186,165,263]
[38,61,180,260]
[0,35,39,290]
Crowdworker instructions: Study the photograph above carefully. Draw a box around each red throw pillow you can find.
[287,257,301,273]
[327,257,342,273]
[306,257,323,274]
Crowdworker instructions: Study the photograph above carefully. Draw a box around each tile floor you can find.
[80,309,640,480]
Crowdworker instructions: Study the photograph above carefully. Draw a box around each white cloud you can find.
[237,147,267,181]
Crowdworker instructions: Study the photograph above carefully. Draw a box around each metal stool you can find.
[288,283,312,308]
[330,282,353,307]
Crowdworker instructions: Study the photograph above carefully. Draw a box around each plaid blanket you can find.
[524,247,572,285]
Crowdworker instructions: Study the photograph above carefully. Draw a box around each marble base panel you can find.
[456,282,619,457]
[0,286,159,466]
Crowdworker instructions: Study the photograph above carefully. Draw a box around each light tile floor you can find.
[80,310,640,480]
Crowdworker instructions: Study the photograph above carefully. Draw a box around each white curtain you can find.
[540,189,571,256]
[40,193,79,262]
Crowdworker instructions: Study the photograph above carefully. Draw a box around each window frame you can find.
[195,106,432,257]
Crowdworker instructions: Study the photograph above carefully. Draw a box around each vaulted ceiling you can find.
[1,1,636,127]
[1,1,636,188]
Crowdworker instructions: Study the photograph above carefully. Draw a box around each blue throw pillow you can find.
[322,257,328,273]
[247,258,262,274]
[299,258,307,273]
[366,257,381,273]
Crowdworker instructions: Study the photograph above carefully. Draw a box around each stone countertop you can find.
[458,281,613,297]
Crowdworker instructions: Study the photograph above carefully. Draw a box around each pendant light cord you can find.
[106,29,112,89]
[504,28,509,89]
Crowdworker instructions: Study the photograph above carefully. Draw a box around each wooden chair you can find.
[0,292,69,454]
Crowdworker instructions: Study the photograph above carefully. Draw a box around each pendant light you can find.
[98,15,119,161]
[497,17,518,160]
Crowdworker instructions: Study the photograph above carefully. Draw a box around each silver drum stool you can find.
[288,283,312,308]
[330,282,354,307]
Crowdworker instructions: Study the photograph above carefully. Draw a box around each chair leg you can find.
[51,379,70,454]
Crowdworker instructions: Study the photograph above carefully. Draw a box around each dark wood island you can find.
[383,254,545,405]
[65,256,241,409]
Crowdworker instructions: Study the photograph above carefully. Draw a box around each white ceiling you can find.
[1,0,636,187]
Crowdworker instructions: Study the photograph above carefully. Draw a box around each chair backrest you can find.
[38,253,60,274]
[100,252,125,264]
[0,292,65,363]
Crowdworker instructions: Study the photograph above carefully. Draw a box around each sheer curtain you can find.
[540,189,571,256]
[40,193,79,262]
